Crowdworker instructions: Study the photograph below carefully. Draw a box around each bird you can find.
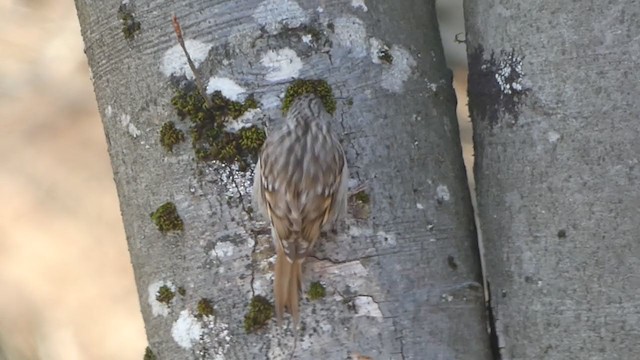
[252,93,349,327]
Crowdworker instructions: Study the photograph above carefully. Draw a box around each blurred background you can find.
[0,0,469,359]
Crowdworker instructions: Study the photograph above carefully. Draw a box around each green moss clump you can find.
[160,121,185,152]
[282,79,336,115]
[177,287,186,296]
[170,86,263,169]
[307,281,326,300]
[117,4,141,40]
[150,202,184,234]
[244,295,273,333]
[171,89,208,122]
[238,126,267,153]
[378,49,394,64]
[210,91,258,120]
[197,298,215,317]
[353,191,370,204]
[156,285,175,304]
[143,346,156,360]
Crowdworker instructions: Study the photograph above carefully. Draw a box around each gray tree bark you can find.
[465,1,640,359]
[75,0,491,358]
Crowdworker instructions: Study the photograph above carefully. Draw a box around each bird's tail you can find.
[274,245,303,326]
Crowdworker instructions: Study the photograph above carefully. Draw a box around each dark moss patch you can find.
[326,22,335,32]
[177,287,186,296]
[143,346,156,360]
[197,298,215,317]
[468,46,530,127]
[244,295,273,333]
[117,2,141,40]
[557,229,567,238]
[281,24,326,46]
[307,282,326,300]
[150,202,184,234]
[447,255,458,270]
[350,190,370,219]
[282,79,336,115]
[378,49,393,64]
[160,121,185,152]
[171,84,264,169]
[353,191,370,204]
[156,285,175,304]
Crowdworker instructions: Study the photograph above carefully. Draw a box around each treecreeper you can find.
[252,93,349,329]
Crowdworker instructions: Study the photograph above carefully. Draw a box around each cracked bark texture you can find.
[465,1,640,359]
[75,0,491,359]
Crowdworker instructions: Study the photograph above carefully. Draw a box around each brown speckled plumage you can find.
[253,94,348,326]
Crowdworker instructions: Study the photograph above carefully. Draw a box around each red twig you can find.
[172,15,212,108]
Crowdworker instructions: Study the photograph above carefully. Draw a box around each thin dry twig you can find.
[171,14,212,108]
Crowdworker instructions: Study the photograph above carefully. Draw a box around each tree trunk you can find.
[466,1,640,358]
[75,0,491,358]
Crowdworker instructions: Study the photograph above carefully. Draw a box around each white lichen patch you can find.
[426,80,438,92]
[216,161,255,199]
[301,34,313,46]
[547,130,561,143]
[171,310,202,349]
[253,0,308,33]
[368,37,388,64]
[333,16,368,58]
[120,113,141,138]
[161,39,212,79]
[105,105,113,118]
[436,184,450,202]
[310,260,370,293]
[224,108,262,133]
[260,48,303,82]
[381,45,417,93]
[441,293,454,302]
[148,280,174,317]
[200,316,231,359]
[495,53,525,95]
[206,77,246,101]
[213,241,237,258]
[416,203,424,210]
[351,0,368,12]
[354,296,382,318]
[253,271,274,297]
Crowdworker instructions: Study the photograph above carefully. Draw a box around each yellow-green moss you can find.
[170,86,263,169]
[282,79,336,115]
[156,285,175,304]
[197,298,215,317]
[244,295,273,333]
[210,91,258,119]
[238,126,267,153]
[150,202,184,234]
[143,346,156,360]
[378,49,394,64]
[160,122,185,152]
[117,4,141,40]
[353,191,370,204]
[307,281,326,300]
